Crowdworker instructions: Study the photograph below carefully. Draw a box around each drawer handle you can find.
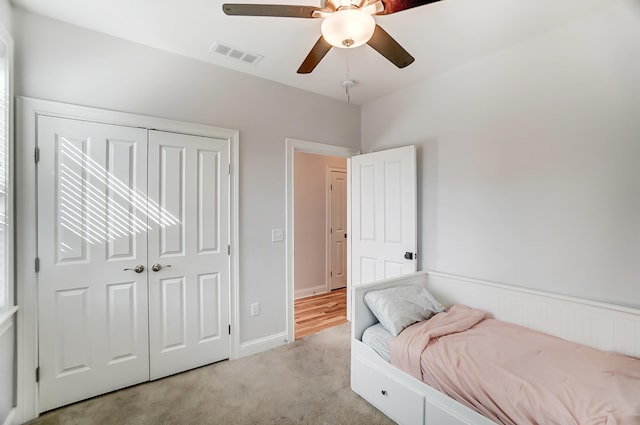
[381,390,387,396]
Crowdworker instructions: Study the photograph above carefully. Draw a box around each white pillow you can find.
[364,285,445,336]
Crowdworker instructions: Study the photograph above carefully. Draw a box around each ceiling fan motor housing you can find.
[321,8,376,49]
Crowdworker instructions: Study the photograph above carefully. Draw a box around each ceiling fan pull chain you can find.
[346,63,350,103]
[345,52,351,103]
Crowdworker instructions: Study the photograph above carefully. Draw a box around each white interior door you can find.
[147,130,230,380]
[37,116,150,411]
[350,145,417,285]
[330,170,347,290]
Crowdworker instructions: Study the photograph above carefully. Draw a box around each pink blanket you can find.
[390,305,640,425]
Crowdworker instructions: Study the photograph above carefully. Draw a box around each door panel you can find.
[55,288,90,375]
[106,139,141,260]
[160,276,187,351]
[330,170,347,290]
[37,116,149,412]
[148,130,230,380]
[106,282,139,364]
[198,273,221,341]
[158,145,185,256]
[351,145,417,285]
[360,257,377,283]
[198,150,220,253]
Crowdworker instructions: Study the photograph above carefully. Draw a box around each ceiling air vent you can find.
[210,41,263,65]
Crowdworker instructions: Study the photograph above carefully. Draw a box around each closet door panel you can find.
[37,115,149,412]
[148,130,230,380]
[157,145,185,256]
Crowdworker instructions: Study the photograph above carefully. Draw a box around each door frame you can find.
[285,138,358,342]
[326,167,347,291]
[16,97,240,422]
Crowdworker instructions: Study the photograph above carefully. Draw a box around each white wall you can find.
[0,0,11,31]
[293,152,346,298]
[362,0,640,307]
[12,8,360,344]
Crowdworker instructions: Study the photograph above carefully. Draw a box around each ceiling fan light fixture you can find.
[321,9,375,49]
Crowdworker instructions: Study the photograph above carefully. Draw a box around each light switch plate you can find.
[272,228,284,242]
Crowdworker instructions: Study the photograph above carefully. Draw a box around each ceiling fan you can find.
[222,0,443,74]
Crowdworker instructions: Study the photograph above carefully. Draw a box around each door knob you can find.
[151,263,172,272]
[124,264,145,273]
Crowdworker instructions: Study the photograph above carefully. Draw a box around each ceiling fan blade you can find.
[367,25,414,68]
[222,3,322,18]
[360,0,384,15]
[297,37,332,74]
[377,0,443,15]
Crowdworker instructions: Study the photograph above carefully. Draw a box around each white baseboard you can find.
[0,306,18,330]
[2,408,16,425]
[238,332,288,358]
[294,284,328,300]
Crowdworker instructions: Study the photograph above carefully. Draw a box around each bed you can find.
[351,271,640,425]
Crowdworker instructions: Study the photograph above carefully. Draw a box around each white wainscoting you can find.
[426,271,640,359]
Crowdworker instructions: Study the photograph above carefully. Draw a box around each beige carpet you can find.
[29,323,395,425]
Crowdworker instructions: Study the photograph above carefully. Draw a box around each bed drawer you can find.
[425,400,474,425]
[352,357,424,425]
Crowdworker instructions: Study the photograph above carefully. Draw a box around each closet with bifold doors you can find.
[35,109,231,411]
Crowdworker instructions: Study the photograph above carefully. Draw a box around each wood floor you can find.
[294,288,347,339]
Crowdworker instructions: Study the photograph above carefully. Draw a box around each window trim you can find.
[0,18,14,317]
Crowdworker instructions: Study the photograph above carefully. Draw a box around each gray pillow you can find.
[364,285,445,336]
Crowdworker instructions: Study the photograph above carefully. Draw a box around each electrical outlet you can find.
[251,302,260,317]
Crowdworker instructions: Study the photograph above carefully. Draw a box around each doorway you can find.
[285,139,358,342]
[293,152,346,298]
[292,152,346,339]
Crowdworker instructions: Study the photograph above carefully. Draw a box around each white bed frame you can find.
[351,271,640,425]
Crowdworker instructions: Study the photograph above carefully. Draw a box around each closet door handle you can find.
[124,265,145,273]
[151,263,172,272]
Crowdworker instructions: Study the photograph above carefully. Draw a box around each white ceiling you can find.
[11,0,610,104]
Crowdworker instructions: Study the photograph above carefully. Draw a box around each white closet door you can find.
[147,130,230,380]
[350,145,417,284]
[37,116,149,412]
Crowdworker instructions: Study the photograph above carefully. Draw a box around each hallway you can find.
[294,288,347,339]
